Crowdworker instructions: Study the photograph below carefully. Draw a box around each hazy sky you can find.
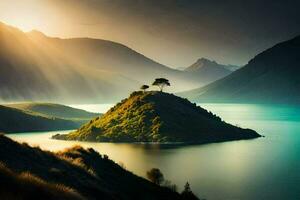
[0,0,300,68]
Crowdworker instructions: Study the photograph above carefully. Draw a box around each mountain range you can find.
[0,22,232,103]
[179,35,300,104]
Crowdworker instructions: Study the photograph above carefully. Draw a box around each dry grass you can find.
[0,163,84,200]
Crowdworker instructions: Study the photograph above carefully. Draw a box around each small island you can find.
[53,78,260,144]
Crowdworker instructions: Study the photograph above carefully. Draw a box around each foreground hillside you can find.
[179,35,300,104]
[53,91,260,143]
[0,134,197,200]
[0,163,83,200]
[0,103,99,133]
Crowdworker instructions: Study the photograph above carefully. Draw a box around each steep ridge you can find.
[179,35,300,104]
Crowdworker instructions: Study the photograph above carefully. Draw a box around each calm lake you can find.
[8,104,300,200]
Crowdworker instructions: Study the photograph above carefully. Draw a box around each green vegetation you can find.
[0,105,79,133]
[53,91,260,143]
[0,134,199,200]
[0,103,100,133]
[7,102,100,123]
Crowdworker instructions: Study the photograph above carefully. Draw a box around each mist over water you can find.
[8,103,300,200]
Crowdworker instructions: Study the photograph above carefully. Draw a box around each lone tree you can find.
[181,182,200,200]
[140,85,149,92]
[152,78,170,92]
[183,182,191,193]
[146,168,164,185]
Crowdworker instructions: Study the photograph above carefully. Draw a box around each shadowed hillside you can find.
[7,103,99,121]
[0,105,81,133]
[53,91,260,143]
[179,35,300,104]
[0,163,83,200]
[0,134,198,200]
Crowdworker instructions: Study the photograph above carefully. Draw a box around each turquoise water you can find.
[8,104,300,200]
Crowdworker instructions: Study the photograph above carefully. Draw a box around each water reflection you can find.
[8,104,300,200]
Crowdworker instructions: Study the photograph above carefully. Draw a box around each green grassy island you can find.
[53,91,260,143]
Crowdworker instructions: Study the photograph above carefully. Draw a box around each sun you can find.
[0,0,46,32]
[2,17,42,32]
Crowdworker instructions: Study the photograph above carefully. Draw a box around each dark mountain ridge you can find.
[179,35,300,104]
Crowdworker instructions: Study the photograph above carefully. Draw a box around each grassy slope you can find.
[0,103,101,133]
[0,105,80,133]
[54,91,260,143]
[0,163,83,200]
[7,103,100,121]
[0,134,184,200]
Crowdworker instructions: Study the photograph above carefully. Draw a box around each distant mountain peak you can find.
[179,35,300,104]
[185,57,228,72]
[185,57,240,72]
[197,57,217,64]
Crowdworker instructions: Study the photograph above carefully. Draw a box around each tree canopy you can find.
[181,182,200,200]
[152,78,170,92]
[140,85,149,92]
[146,168,164,185]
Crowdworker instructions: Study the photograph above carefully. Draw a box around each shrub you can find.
[146,168,164,185]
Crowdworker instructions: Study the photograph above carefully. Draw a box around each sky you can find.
[0,0,300,68]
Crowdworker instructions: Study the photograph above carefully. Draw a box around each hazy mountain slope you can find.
[0,134,187,200]
[223,64,241,71]
[53,91,260,143]
[184,58,232,83]
[7,103,99,120]
[0,105,81,133]
[0,22,141,103]
[0,22,214,103]
[179,36,300,104]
